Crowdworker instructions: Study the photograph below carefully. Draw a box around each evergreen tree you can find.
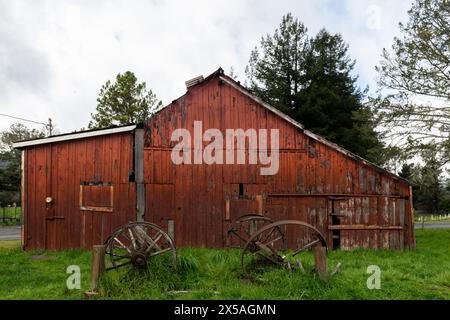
[417,147,442,214]
[0,124,45,204]
[89,71,162,129]
[398,163,414,181]
[246,14,385,164]
[296,29,384,163]
[246,13,309,116]
[404,144,443,214]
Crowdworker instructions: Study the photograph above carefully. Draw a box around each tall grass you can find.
[0,229,449,300]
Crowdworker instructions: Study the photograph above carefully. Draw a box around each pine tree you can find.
[246,15,385,164]
[0,124,45,204]
[246,13,309,117]
[89,71,162,129]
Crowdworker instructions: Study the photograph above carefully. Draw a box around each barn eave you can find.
[12,124,137,149]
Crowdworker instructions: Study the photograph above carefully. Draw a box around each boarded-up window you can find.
[79,182,113,212]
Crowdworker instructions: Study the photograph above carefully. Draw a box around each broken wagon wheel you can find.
[241,220,327,276]
[104,222,177,271]
[227,214,284,249]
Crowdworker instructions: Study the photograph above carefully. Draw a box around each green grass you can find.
[0,207,22,225]
[0,229,449,300]
[0,240,21,249]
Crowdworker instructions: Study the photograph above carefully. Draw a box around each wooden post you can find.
[313,245,327,280]
[168,220,175,240]
[225,199,230,220]
[408,186,416,249]
[135,128,145,222]
[21,150,26,248]
[249,220,257,236]
[256,195,263,215]
[421,216,424,230]
[86,245,106,296]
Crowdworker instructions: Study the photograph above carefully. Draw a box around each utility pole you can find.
[47,118,53,136]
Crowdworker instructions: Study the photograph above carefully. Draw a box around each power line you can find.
[0,112,48,126]
[0,112,53,136]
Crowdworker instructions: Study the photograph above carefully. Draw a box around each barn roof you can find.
[12,124,137,149]
[186,68,409,184]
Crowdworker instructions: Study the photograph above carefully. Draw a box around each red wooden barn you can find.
[13,68,415,251]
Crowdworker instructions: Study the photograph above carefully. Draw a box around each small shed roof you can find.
[12,124,137,149]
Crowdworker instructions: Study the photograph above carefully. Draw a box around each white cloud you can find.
[0,0,412,134]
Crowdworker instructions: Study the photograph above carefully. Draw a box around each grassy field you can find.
[0,206,21,225]
[0,229,449,300]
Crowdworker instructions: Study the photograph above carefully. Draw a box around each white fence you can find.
[415,214,450,229]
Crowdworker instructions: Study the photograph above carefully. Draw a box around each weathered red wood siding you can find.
[143,76,415,250]
[21,72,414,251]
[23,132,136,250]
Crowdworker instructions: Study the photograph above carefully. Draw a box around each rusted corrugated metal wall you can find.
[23,132,136,250]
[144,76,415,250]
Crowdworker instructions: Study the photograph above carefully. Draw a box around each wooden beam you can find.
[256,195,263,215]
[409,185,416,249]
[328,225,403,231]
[135,128,145,221]
[79,206,113,213]
[168,220,175,240]
[134,129,144,183]
[268,193,405,199]
[21,150,26,248]
[136,184,145,222]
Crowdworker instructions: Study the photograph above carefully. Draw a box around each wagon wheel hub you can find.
[104,222,177,271]
[131,252,148,269]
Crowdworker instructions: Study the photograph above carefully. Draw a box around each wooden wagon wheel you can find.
[227,214,284,249]
[241,220,327,276]
[104,222,177,271]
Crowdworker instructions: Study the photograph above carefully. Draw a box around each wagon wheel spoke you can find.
[128,228,137,250]
[254,241,284,261]
[113,237,132,254]
[254,249,284,266]
[229,229,247,243]
[104,222,177,271]
[135,225,163,252]
[260,226,275,243]
[149,247,172,257]
[106,252,131,260]
[260,226,283,244]
[241,220,327,276]
[108,260,132,270]
[293,239,321,256]
[227,214,275,248]
[263,235,284,246]
[144,233,164,254]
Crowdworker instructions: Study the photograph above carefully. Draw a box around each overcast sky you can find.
[0,0,413,134]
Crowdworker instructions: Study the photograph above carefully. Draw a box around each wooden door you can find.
[45,144,67,250]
